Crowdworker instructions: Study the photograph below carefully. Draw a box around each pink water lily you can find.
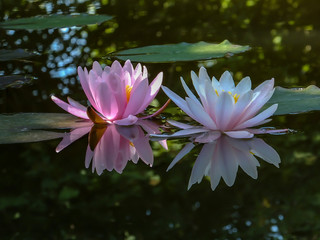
[161,67,287,138]
[51,60,165,125]
[55,120,167,175]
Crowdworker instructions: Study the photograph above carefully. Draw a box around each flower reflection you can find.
[166,134,280,190]
[56,120,167,174]
[162,67,286,138]
[52,60,166,126]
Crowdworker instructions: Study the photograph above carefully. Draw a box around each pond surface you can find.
[1,0,320,239]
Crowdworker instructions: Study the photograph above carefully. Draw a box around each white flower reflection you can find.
[166,134,280,191]
[56,120,167,174]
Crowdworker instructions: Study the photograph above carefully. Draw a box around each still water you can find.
[1,0,320,239]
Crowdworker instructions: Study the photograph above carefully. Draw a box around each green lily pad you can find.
[268,85,320,115]
[0,75,35,90]
[0,14,113,30]
[113,40,250,63]
[0,49,39,61]
[0,129,65,144]
[0,113,91,144]
[0,113,90,130]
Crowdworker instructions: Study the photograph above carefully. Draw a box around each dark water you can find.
[1,0,320,239]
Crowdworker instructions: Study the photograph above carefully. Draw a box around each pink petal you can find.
[85,145,94,169]
[56,126,91,153]
[78,66,96,108]
[92,61,103,76]
[123,78,149,116]
[67,97,87,112]
[131,127,153,166]
[134,63,142,79]
[135,72,163,114]
[123,60,134,75]
[51,95,89,119]
[114,115,138,125]
[97,81,118,119]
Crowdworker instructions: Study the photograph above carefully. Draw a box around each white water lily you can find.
[161,67,286,139]
[167,135,281,190]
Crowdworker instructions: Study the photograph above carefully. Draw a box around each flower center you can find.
[125,85,133,103]
[215,90,240,103]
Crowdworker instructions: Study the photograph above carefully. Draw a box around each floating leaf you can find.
[267,85,320,115]
[0,75,35,90]
[0,49,39,61]
[113,40,250,63]
[0,113,91,144]
[0,14,113,30]
[0,129,65,144]
[0,113,91,130]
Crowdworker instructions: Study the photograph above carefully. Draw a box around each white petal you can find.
[188,142,215,190]
[235,104,278,129]
[167,143,195,171]
[186,97,217,129]
[214,91,234,130]
[250,138,281,167]
[234,76,251,95]
[181,77,199,102]
[162,86,194,118]
[167,120,194,129]
[224,130,254,139]
[219,71,235,91]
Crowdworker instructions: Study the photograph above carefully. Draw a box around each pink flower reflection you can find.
[56,120,167,174]
[166,134,280,191]
[51,60,165,126]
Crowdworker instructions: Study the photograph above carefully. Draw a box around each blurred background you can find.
[1,0,320,239]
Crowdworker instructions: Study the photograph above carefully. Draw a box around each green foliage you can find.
[114,40,250,63]
[0,14,113,30]
[269,85,320,115]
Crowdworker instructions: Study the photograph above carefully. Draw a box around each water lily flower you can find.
[51,60,168,126]
[55,120,167,175]
[167,135,281,190]
[161,67,287,138]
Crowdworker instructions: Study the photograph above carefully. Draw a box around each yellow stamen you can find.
[125,85,133,103]
[249,151,255,155]
[215,89,240,103]
[129,141,134,147]
[233,93,240,103]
